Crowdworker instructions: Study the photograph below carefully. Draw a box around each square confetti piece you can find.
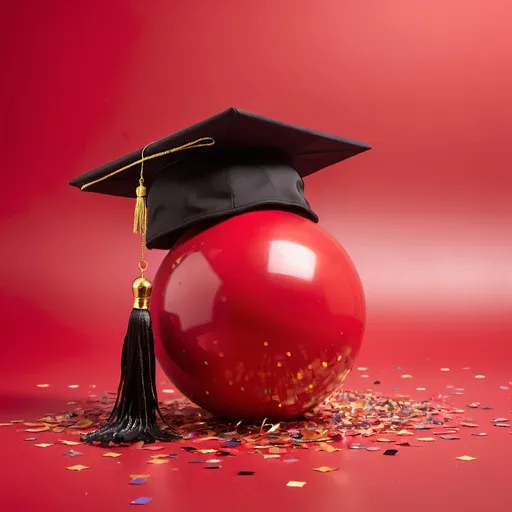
[130,478,147,485]
[60,440,82,446]
[148,458,169,465]
[35,443,53,448]
[103,452,122,458]
[440,436,459,441]
[456,455,477,461]
[417,438,436,442]
[131,497,152,505]
[238,471,254,476]
[313,466,338,473]
[67,465,89,471]
[287,481,306,488]
[383,449,398,456]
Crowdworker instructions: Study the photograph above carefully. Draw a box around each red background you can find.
[1,1,511,511]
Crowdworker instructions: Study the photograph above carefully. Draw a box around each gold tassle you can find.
[133,179,147,235]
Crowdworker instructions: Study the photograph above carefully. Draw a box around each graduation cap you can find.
[70,107,371,445]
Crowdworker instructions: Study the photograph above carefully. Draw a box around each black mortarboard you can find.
[69,107,371,446]
[70,107,371,250]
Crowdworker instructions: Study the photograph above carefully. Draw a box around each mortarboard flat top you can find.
[70,107,371,249]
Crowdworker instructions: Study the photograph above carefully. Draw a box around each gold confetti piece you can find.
[417,438,436,442]
[67,465,89,471]
[197,449,217,454]
[456,455,477,461]
[162,389,175,393]
[141,445,164,451]
[10,420,24,423]
[130,474,151,479]
[316,442,340,452]
[148,458,169,465]
[264,454,281,459]
[440,368,450,372]
[23,422,44,427]
[416,388,427,391]
[269,447,281,454]
[25,427,50,433]
[313,466,338,473]
[37,384,50,388]
[69,419,93,429]
[35,443,53,448]
[52,427,65,433]
[357,367,368,371]
[401,374,413,379]
[376,438,394,443]
[287,481,306,488]
[68,384,80,388]
[474,375,486,379]
[396,430,414,436]
[60,440,82,446]
[0,423,13,427]
[360,374,369,378]
[267,422,281,433]
[151,454,171,459]
[103,452,122,458]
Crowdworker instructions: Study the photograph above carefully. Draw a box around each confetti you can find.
[500,386,510,390]
[439,435,460,441]
[264,454,281,459]
[492,418,509,423]
[474,375,486,379]
[456,455,477,461]
[63,450,84,457]
[35,443,53,448]
[366,447,381,452]
[205,464,221,469]
[148,458,169,465]
[238,471,254,476]
[103,452,122,458]
[67,465,89,471]
[69,419,93,429]
[460,422,479,428]
[151,454,171,459]
[383,449,398,456]
[68,385,80,389]
[472,433,488,437]
[131,497,152,505]
[494,423,511,428]
[287,481,306,488]
[440,368,450,372]
[401,374,413,379]
[0,423,13,427]
[313,466,338,473]
[416,387,427,391]
[37,384,50,388]
[349,444,366,449]
[197,449,217,454]
[141,445,164,451]
[24,438,37,441]
[397,430,414,436]
[357,367,368,371]
[417,438,435,442]
[376,438,394,443]
[130,474,151,479]
[25,427,50,433]
[282,459,299,463]
[60,440,82,446]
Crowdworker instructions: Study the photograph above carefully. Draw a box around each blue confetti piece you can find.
[169,454,178,459]
[130,478,147,485]
[131,497,152,505]
[415,425,431,430]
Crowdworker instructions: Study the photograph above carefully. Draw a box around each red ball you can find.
[152,210,365,421]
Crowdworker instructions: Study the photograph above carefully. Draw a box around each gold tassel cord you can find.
[80,137,216,191]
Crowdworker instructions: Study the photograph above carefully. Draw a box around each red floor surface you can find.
[1,362,510,512]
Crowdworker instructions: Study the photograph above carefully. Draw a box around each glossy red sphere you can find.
[152,210,365,421]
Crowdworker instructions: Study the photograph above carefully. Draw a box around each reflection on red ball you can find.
[152,210,365,421]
